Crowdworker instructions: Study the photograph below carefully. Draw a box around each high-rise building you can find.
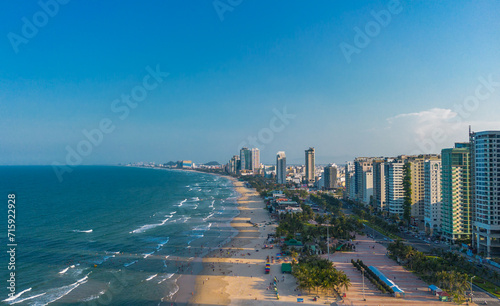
[227,155,240,174]
[276,151,287,184]
[349,174,356,199]
[424,159,442,235]
[305,147,315,184]
[471,130,500,257]
[344,162,355,199]
[372,159,387,211]
[386,160,405,215]
[363,171,374,205]
[408,155,440,227]
[239,147,251,171]
[251,148,260,172]
[441,143,471,242]
[324,165,337,189]
[354,158,373,202]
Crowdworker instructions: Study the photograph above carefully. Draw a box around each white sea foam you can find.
[72,229,93,233]
[124,260,138,267]
[80,289,106,302]
[130,216,171,234]
[156,238,170,250]
[193,223,212,232]
[176,199,187,207]
[3,288,32,302]
[145,274,158,281]
[166,282,179,299]
[203,212,215,221]
[59,267,69,274]
[158,273,174,284]
[209,200,215,208]
[143,251,154,258]
[18,274,90,305]
[9,292,47,305]
[191,197,200,201]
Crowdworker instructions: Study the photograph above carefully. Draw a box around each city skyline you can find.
[1,1,500,166]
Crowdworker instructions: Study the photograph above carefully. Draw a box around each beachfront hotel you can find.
[385,159,405,215]
[424,159,442,236]
[471,130,500,257]
[440,143,472,242]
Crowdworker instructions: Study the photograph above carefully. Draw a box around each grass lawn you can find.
[473,277,500,298]
[363,221,401,240]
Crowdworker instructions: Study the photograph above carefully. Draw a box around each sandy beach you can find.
[177,176,330,305]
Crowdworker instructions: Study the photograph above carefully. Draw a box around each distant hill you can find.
[165,161,177,166]
[203,161,220,166]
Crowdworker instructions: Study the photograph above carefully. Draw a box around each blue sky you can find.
[1,0,499,165]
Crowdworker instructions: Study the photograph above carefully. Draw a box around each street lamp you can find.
[470,275,476,302]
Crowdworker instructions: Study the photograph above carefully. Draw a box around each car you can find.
[383,238,388,241]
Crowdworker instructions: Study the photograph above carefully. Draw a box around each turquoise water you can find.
[0,166,238,305]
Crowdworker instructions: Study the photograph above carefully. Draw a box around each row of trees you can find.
[350,202,400,235]
[276,212,363,247]
[351,259,394,294]
[310,193,342,215]
[293,256,351,296]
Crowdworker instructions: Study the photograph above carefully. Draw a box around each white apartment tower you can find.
[471,130,500,257]
[251,148,260,172]
[386,160,405,215]
[424,159,442,235]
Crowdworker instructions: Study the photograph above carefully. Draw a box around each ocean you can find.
[0,166,239,305]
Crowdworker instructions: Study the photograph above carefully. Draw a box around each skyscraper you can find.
[276,151,287,184]
[408,155,440,227]
[305,147,315,184]
[324,165,337,189]
[239,147,251,171]
[386,160,405,215]
[424,159,442,236]
[372,159,387,211]
[354,157,373,202]
[471,130,500,257]
[441,143,471,242]
[251,148,260,172]
[344,162,354,199]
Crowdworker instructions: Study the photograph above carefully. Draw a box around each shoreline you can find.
[171,172,241,305]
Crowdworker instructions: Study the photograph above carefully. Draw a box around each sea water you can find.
[0,166,238,305]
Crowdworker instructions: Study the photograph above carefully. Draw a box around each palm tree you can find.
[337,273,351,294]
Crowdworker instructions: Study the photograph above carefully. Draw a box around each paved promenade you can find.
[324,235,450,305]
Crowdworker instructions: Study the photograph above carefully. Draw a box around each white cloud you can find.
[385,108,500,155]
